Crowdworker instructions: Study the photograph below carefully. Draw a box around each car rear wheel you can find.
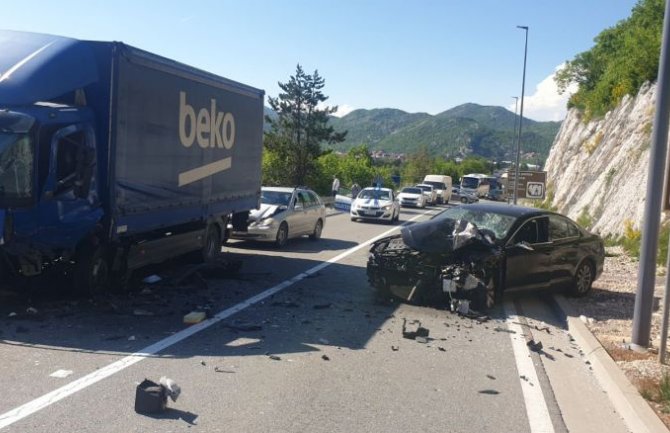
[275,222,289,248]
[309,219,323,240]
[570,261,594,296]
[461,197,468,204]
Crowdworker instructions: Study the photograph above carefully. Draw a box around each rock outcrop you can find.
[544,82,659,237]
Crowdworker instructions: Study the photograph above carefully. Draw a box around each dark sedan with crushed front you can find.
[367,203,604,309]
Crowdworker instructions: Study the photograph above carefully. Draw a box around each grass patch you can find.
[577,207,594,230]
[608,220,670,265]
[583,131,604,155]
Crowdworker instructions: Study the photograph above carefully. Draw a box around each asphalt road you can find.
[0,203,631,432]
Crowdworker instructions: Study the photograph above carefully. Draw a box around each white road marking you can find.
[0,209,437,430]
[504,301,555,433]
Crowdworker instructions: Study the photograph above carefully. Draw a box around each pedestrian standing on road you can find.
[332,175,340,198]
[351,183,360,199]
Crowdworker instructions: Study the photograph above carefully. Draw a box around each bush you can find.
[577,207,594,230]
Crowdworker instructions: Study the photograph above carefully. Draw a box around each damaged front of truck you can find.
[367,213,506,309]
[0,30,104,282]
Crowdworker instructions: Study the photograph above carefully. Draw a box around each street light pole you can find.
[510,96,519,203]
[513,25,529,205]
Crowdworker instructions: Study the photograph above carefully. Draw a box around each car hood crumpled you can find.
[400,218,494,254]
[250,203,283,221]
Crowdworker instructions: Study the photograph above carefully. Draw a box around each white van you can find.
[422,175,452,204]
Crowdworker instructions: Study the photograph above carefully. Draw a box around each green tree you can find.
[555,0,664,119]
[264,65,347,185]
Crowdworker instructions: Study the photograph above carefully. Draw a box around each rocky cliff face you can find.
[544,83,657,237]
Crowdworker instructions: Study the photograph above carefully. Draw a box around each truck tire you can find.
[202,225,222,262]
[275,222,289,248]
[309,220,323,240]
[73,244,110,297]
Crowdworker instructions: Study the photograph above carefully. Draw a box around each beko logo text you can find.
[179,91,235,149]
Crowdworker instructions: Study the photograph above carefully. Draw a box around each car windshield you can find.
[416,185,430,192]
[401,187,421,194]
[423,181,445,189]
[358,189,390,200]
[261,190,292,206]
[0,112,35,205]
[433,207,517,240]
[461,177,480,189]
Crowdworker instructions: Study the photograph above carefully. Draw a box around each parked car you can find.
[451,187,479,204]
[351,187,400,224]
[230,187,326,248]
[415,184,437,205]
[485,188,505,201]
[398,187,427,208]
[367,203,605,308]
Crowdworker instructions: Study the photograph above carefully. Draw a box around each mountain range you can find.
[326,103,561,162]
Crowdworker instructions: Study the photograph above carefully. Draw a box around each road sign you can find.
[507,170,547,200]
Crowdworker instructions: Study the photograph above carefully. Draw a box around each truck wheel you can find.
[202,225,222,262]
[74,244,110,297]
[309,220,323,240]
[275,222,289,248]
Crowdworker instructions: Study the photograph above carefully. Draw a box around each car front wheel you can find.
[570,261,594,296]
[461,197,468,203]
[275,222,289,248]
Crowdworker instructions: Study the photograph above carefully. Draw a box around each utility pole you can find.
[513,26,529,205]
[632,0,670,350]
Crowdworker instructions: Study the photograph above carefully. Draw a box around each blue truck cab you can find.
[0,30,264,293]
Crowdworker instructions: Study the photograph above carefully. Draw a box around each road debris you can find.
[142,274,162,284]
[268,354,282,361]
[534,324,551,334]
[493,327,516,334]
[159,376,181,402]
[183,311,207,324]
[8,312,17,318]
[26,307,38,315]
[402,319,430,340]
[214,367,235,373]
[438,346,446,352]
[415,336,429,344]
[133,309,154,317]
[526,339,543,353]
[226,322,263,332]
[486,374,496,380]
[135,377,182,414]
[391,345,399,351]
[50,369,73,378]
[478,389,500,395]
[321,354,330,361]
[271,301,300,308]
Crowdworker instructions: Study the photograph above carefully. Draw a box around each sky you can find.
[4,0,640,121]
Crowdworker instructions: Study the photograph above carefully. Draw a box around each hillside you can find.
[327,104,560,162]
[544,82,655,236]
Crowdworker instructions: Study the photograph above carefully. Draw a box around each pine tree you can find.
[265,65,347,186]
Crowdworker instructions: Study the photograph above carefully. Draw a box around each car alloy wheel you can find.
[573,261,593,296]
